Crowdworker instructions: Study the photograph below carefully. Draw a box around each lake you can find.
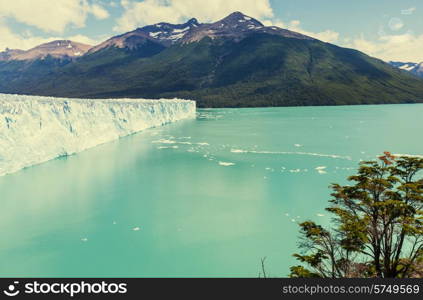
[1,104,422,277]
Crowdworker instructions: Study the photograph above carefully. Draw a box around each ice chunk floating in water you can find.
[0,94,196,176]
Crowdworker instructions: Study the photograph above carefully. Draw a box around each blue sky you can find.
[0,0,422,62]
[272,0,422,39]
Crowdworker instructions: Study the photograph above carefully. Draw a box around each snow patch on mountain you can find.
[389,61,423,77]
[399,63,417,71]
[149,31,162,38]
[173,27,190,33]
[0,94,196,176]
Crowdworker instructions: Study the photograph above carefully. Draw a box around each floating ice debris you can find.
[394,153,423,159]
[316,213,325,217]
[152,139,177,144]
[230,149,351,160]
[291,219,296,223]
[157,146,179,149]
[294,144,303,148]
[81,238,88,242]
[219,162,235,166]
[315,166,327,174]
[231,149,246,153]
[289,169,301,173]
[132,227,141,231]
[153,139,208,146]
[112,221,117,225]
[285,213,290,217]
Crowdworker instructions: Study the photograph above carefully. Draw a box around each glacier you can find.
[0,94,196,176]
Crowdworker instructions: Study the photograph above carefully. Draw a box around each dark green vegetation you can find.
[290,153,423,278]
[1,34,423,107]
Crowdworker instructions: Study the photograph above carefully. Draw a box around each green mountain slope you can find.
[1,33,423,107]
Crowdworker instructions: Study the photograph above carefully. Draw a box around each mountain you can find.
[88,12,311,54]
[180,11,312,43]
[88,18,201,54]
[389,61,423,78]
[0,49,25,61]
[389,61,418,71]
[0,40,92,92]
[1,12,423,108]
[414,63,423,77]
[0,40,92,61]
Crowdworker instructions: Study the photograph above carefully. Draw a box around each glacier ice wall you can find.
[0,94,196,176]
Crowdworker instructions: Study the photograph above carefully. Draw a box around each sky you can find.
[0,0,422,62]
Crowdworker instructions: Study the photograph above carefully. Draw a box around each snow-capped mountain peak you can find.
[389,61,423,78]
[181,12,312,43]
[0,40,92,61]
[5,12,315,59]
[137,18,201,44]
[88,18,202,54]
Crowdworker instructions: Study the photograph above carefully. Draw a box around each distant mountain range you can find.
[0,40,91,61]
[1,12,423,108]
[389,61,423,78]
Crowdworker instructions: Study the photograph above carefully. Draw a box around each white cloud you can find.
[262,17,421,62]
[263,19,340,43]
[344,32,423,62]
[262,19,285,28]
[401,7,416,15]
[285,20,340,43]
[0,19,100,51]
[114,0,273,32]
[89,3,110,20]
[388,17,404,31]
[0,0,109,33]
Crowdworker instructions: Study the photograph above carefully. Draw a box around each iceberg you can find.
[0,94,196,176]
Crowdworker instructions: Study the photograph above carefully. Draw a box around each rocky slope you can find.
[0,40,92,61]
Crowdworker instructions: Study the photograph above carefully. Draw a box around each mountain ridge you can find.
[0,40,92,61]
[389,61,423,78]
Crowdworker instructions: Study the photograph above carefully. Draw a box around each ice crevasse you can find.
[0,94,196,176]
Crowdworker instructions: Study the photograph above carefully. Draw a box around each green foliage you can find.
[290,153,423,278]
[1,34,423,107]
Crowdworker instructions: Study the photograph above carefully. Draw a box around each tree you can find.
[290,152,423,278]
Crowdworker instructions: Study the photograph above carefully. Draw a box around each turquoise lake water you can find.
[1,104,422,277]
